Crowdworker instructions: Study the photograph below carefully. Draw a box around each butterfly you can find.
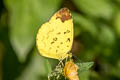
[36,8,73,60]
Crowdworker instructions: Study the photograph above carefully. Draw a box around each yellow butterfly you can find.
[36,8,73,60]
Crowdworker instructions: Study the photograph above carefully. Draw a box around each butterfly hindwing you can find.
[36,8,73,59]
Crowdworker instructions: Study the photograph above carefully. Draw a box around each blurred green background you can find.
[0,0,120,80]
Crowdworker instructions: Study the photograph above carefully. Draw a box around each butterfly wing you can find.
[36,8,73,59]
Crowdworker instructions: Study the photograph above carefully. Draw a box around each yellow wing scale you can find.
[36,8,73,60]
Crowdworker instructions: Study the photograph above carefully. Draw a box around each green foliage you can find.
[77,62,94,73]
[16,49,49,80]
[1,0,120,80]
[77,62,94,80]
[114,11,120,36]
[72,12,98,37]
[73,0,114,19]
[4,0,62,62]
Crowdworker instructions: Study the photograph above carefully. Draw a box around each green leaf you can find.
[72,12,98,37]
[114,11,120,37]
[16,49,51,80]
[98,25,115,46]
[76,62,94,73]
[76,62,94,80]
[4,0,62,62]
[79,71,89,80]
[45,60,52,75]
[115,0,120,4]
[73,0,114,19]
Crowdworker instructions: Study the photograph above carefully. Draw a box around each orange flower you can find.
[64,59,79,80]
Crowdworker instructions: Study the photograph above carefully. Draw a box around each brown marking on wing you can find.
[67,38,70,42]
[56,8,72,22]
